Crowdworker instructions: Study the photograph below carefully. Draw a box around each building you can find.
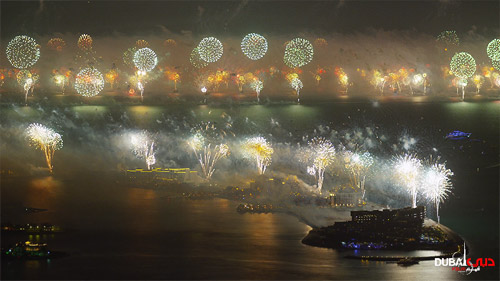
[316,206,428,249]
[351,206,425,226]
[329,191,363,207]
[126,168,198,184]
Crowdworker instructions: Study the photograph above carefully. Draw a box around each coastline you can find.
[301,218,464,253]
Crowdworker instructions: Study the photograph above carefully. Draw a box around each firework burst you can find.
[492,59,500,71]
[6,35,40,69]
[75,67,105,97]
[198,37,223,63]
[422,161,453,224]
[130,131,156,170]
[133,47,158,72]
[241,33,268,60]
[163,39,177,48]
[243,137,273,175]
[436,31,459,51]
[472,74,484,94]
[487,39,500,61]
[250,80,263,102]
[135,39,149,48]
[284,38,314,68]
[47,38,66,52]
[53,73,68,94]
[78,34,93,51]
[393,154,422,208]
[313,38,328,48]
[344,151,374,199]
[306,137,335,192]
[450,52,476,100]
[190,47,209,68]
[290,77,303,103]
[16,70,38,103]
[26,123,63,173]
[188,123,230,180]
[123,47,137,68]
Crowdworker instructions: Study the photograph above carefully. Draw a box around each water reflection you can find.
[25,176,62,211]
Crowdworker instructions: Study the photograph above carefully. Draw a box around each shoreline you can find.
[301,218,465,254]
[1,90,499,106]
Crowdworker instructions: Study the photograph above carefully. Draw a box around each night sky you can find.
[1,0,499,40]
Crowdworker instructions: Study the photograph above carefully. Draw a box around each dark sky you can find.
[1,0,499,39]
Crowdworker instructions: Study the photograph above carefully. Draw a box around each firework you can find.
[370,70,386,93]
[133,48,157,72]
[123,47,138,68]
[492,59,500,71]
[313,38,328,48]
[197,37,223,63]
[290,77,303,103]
[454,78,468,95]
[137,80,144,99]
[105,69,118,89]
[165,69,180,92]
[412,73,428,94]
[312,67,326,85]
[243,137,273,174]
[6,35,40,69]
[450,52,476,79]
[436,31,459,51]
[53,74,67,93]
[190,47,209,68]
[233,74,247,93]
[393,154,422,208]
[75,67,105,97]
[135,39,149,48]
[344,151,374,199]
[412,74,423,86]
[26,123,63,173]
[78,34,93,51]
[492,72,500,88]
[306,137,335,192]
[334,67,350,94]
[163,39,177,48]
[284,38,314,68]
[130,131,156,170]
[16,70,38,103]
[47,38,66,52]
[188,123,230,180]
[422,163,453,224]
[251,80,264,102]
[450,52,476,100]
[472,74,484,94]
[486,39,500,61]
[241,33,268,60]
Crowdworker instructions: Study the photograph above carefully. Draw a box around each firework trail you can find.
[26,123,63,173]
[130,131,156,170]
[343,151,374,199]
[422,157,453,223]
[188,122,231,180]
[305,137,335,192]
[393,153,422,208]
[243,136,273,175]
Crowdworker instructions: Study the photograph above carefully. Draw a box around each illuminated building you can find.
[126,168,199,184]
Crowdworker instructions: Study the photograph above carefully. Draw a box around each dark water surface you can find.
[1,101,498,280]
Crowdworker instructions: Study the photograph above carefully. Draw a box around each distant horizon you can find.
[1,1,499,39]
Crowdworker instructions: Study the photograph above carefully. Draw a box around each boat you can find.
[24,207,48,213]
[445,131,471,140]
[2,241,66,260]
[397,257,419,266]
